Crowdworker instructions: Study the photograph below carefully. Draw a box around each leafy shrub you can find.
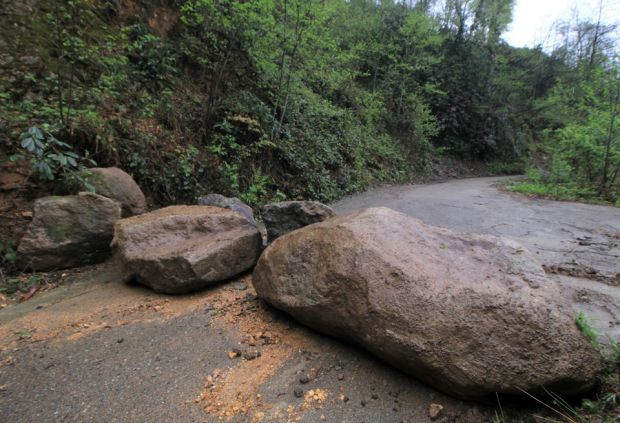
[10,127,96,188]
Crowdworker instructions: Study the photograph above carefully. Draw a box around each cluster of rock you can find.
[17,169,327,289]
[17,166,145,271]
[16,169,602,401]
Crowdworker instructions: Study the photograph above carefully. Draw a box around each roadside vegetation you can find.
[2,0,617,209]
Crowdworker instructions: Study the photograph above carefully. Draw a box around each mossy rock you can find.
[17,192,122,271]
[72,167,147,217]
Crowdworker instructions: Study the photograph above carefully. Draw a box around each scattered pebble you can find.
[233,281,247,291]
[429,403,444,420]
[243,350,261,360]
[294,387,304,398]
[371,393,378,400]
[361,399,367,407]
[116,338,124,344]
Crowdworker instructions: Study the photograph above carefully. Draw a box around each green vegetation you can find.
[0,0,618,206]
[509,174,620,206]
[9,126,97,190]
[573,312,620,421]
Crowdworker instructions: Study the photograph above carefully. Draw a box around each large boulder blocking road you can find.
[111,205,262,294]
[252,207,602,400]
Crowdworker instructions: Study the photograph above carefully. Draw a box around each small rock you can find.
[429,403,444,420]
[294,387,304,398]
[299,375,310,384]
[228,350,240,360]
[116,338,124,344]
[337,374,344,381]
[261,200,335,242]
[360,400,367,407]
[197,194,256,225]
[371,393,378,400]
[243,350,261,360]
[339,394,349,402]
[233,281,248,291]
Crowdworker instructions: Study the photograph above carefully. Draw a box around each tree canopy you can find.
[0,0,618,204]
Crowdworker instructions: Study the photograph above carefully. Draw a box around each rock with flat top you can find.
[253,207,602,399]
[111,205,262,294]
[18,192,121,270]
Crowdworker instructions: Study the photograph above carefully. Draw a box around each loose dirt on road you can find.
[0,176,618,422]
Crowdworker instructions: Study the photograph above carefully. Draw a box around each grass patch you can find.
[572,312,620,421]
[507,180,619,206]
[486,161,526,176]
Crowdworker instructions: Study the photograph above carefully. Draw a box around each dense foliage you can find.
[0,0,618,205]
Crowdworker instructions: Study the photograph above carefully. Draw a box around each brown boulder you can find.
[111,206,262,294]
[77,167,146,216]
[18,192,121,271]
[253,207,602,399]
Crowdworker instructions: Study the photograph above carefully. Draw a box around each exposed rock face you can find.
[261,201,335,242]
[77,167,146,216]
[18,193,122,271]
[253,207,602,399]
[111,206,262,294]
[197,193,256,225]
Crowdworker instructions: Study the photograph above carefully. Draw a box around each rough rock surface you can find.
[18,192,121,271]
[77,167,146,216]
[253,207,602,399]
[111,205,262,294]
[197,193,256,225]
[261,200,335,242]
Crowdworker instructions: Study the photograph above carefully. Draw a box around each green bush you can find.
[10,126,96,189]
